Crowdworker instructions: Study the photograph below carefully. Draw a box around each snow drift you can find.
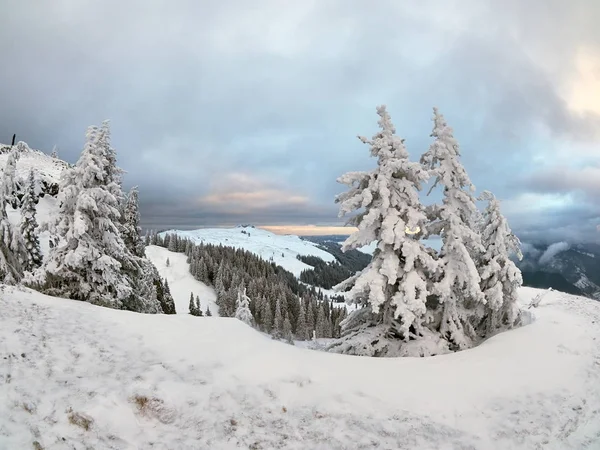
[1,285,599,449]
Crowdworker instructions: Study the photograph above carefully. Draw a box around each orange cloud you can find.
[260,225,357,236]
[197,172,309,212]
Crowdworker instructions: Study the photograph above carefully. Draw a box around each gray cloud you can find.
[1,0,600,239]
[539,242,570,265]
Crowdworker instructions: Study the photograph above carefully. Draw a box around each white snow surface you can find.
[2,285,600,449]
[145,245,219,316]
[0,143,68,185]
[159,227,336,277]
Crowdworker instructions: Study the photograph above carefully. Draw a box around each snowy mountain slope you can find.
[160,227,336,277]
[2,286,599,449]
[0,142,68,186]
[145,245,219,316]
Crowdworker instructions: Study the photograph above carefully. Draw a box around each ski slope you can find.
[160,227,336,277]
[1,286,599,449]
[145,245,219,316]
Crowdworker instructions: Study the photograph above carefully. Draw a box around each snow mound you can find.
[1,286,599,449]
[160,227,336,277]
[0,142,68,187]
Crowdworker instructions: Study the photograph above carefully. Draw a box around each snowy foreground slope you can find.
[161,227,336,277]
[2,286,600,449]
[145,245,219,316]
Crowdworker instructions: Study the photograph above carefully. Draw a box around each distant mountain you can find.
[518,242,600,301]
[306,235,600,302]
[158,226,337,277]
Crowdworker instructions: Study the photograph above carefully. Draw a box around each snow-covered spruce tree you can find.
[273,298,284,338]
[20,170,42,272]
[0,144,26,283]
[235,288,254,326]
[24,124,164,313]
[189,292,199,316]
[328,105,437,357]
[122,186,145,258]
[295,301,309,340]
[196,295,203,316]
[419,107,486,350]
[477,190,523,333]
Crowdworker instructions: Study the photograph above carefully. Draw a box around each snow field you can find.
[145,245,219,316]
[160,227,336,277]
[1,286,599,449]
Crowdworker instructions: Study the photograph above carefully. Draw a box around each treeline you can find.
[298,255,353,289]
[314,241,371,273]
[149,232,348,341]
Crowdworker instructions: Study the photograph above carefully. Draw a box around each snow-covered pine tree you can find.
[196,295,203,316]
[316,304,328,338]
[0,145,26,283]
[20,170,42,272]
[332,105,436,355]
[189,292,199,316]
[478,190,523,333]
[295,300,309,340]
[25,124,164,313]
[122,186,145,258]
[206,306,212,316]
[419,107,486,349]
[261,296,273,332]
[235,288,254,326]
[273,298,284,338]
[283,314,293,343]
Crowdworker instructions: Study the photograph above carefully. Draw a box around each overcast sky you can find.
[1,0,599,243]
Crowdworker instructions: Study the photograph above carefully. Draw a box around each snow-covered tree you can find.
[273,298,284,338]
[25,123,164,313]
[334,105,436,349]
[235,288,254,326]
[478,190,523,332]
[166,257,170,267]
[261,297,273,332]
[20,170,42,272]
[122,186,145,258]
[420,107,485,349]
[283,314,293,343]
[0,145,25,283]
[295,301,309,340]
[189,292,199,316]
[206,306,212,316]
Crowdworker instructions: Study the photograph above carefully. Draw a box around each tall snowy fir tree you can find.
[235,288,254,326]
[419,107,486,350]
[478,190,523,333]
[25,123,172,314]
[331,105,437,356]
[20,170,42,272]
[122,186,145,258]
[0,144,26,283]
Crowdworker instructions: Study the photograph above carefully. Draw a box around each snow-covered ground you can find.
[145,245,219,316]
[160,227,336,277]
[2,285,599,449]
[0,142,68,185]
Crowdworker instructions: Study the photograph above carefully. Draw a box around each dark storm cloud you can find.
[1,0,599,240]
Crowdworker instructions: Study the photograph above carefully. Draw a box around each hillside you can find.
[519,243,600,301]
[1,286,599,449]
[145,245,219,316]
[159,227,337,277]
